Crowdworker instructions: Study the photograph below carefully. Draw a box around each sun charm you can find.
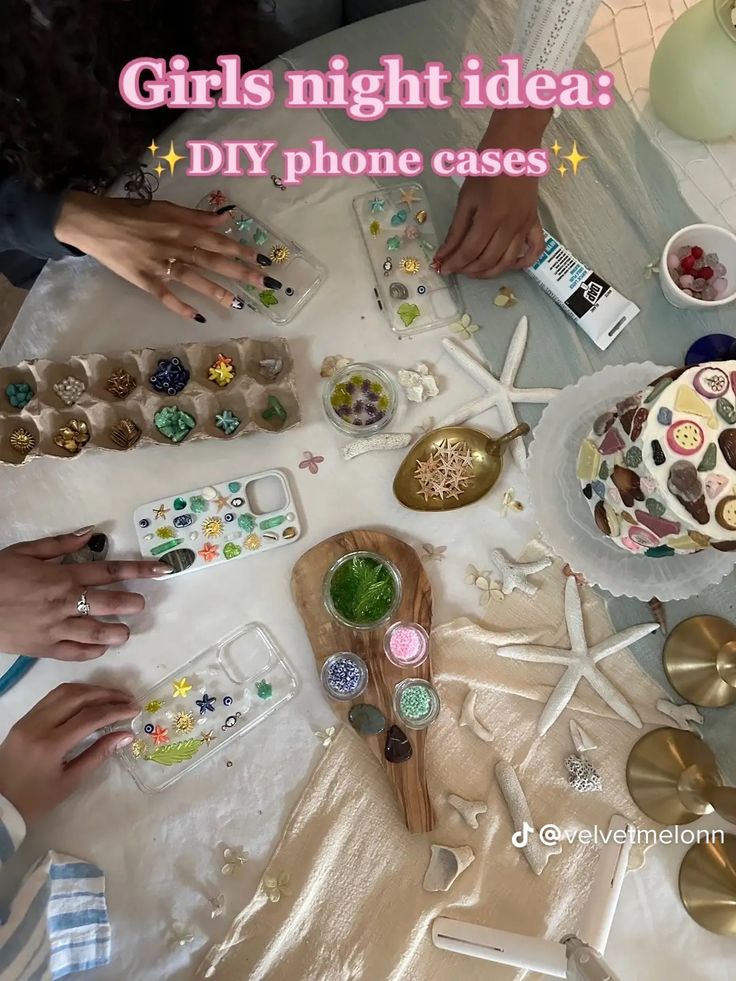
[400,257,421,275]
[270,245,290,264]
[202,516,223,539]
[174,711,195,734]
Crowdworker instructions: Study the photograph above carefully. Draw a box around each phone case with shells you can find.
[0,336,299,466]
[133,468,301,576]
[352,183,462,337]
[197,190,327,325]
[119,622,300,792]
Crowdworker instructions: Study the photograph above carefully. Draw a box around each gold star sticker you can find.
[399,187,421,206]
[201,730,216,745]
[147,139,159,156]
[557,163,568,177]
[154,162,165,178]
[551,140,562,156]
[213,494,231,512]
[563,140,588,176]
[160,140,185,175]
[172,677,192,698]
[153,504,170,520]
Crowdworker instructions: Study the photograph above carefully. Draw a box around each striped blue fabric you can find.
[0,799,111,980]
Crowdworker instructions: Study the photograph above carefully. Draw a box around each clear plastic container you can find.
[394,678,440,730]
[383,621,429,668]
[320,652,369,701]
[323,363,397,438]
[118,622,299,792]
[323,550,402,630]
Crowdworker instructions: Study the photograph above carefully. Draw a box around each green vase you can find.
[650,0,736,141]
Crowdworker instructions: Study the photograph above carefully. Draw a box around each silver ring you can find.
[165,256,177,278]
[77,591,91,616]
[191,246,200,265]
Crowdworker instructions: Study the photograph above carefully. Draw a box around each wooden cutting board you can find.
[292,528,434,834]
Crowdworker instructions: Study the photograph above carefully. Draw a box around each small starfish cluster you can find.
[413,439,475,502]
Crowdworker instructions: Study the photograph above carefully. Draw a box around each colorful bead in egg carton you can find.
[577,363,736,557]
[150,357,189,396]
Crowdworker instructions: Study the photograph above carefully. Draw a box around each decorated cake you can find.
[577,363,736,556]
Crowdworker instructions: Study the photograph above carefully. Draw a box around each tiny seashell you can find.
[320,355,352,378]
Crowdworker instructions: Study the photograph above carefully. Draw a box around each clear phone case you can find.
[198,190,327,325]
[119,623,299,792]
[353,183,462,337]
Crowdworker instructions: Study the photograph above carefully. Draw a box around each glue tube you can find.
[525,231,640,351]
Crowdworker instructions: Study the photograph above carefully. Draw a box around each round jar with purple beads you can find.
[323,363,397,437]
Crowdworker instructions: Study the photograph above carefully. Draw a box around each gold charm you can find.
[270,245,290,264]
[9,428,35,455]
[53,419,90,455]
[415,210,428,224]
[173,710,195,733]
[400,257,421,275]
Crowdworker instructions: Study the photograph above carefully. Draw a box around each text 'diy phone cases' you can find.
[198,190,327,325]
[353,183,462,337]
[119,623,299,792]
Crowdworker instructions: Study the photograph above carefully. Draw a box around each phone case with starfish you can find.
[197,190,328,325]
[118,622,299,792]
[353,183,462,337]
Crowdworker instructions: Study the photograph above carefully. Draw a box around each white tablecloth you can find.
[1,29,734,981]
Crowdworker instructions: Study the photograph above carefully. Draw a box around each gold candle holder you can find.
[663,615,736,707]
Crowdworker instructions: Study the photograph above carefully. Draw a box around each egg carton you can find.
[0,336,300,466]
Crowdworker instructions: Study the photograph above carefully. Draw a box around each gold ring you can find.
[165,256,177,278]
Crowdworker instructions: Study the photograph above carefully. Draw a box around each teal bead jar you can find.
[650,0,736,141]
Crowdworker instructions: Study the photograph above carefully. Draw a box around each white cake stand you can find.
[527,362,736,601]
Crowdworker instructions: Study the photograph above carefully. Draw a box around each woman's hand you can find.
[54,193,282,322]
[0,529,171,660]
[436,108,552,278]
[0,683,137,823]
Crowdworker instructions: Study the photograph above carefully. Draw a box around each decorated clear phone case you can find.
[133,468,301,576]
[119,623,299,792]
[353,183,462,337]
[198,190,327,325]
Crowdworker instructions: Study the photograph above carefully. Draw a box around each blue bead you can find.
[592,480,606,498]
[144,723,154,734]
[173,514,193,528]
[139,518,150,528]
[224,512,235,522]
[657,407,672,425]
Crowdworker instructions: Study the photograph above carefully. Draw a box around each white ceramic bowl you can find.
[659,223,736,309]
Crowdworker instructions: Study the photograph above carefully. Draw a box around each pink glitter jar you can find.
[383,621,429,668]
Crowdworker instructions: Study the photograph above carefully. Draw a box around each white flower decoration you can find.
[449,314,480,339]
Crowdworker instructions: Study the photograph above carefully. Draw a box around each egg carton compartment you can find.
[353,183,462,337]
[37,408,93,460]
[1,364,38,414]
[86,352,143,404]
[118,621,300,793]
[197,190,327,326]
[0,336,300,465]
[0,416,41,465]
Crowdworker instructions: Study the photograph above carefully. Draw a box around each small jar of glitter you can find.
[321,652,368,701]
[394,678,440,729]
[384,622,429,668]
[323,363,397,438]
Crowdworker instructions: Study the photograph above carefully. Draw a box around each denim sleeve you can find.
[0,177,84,261]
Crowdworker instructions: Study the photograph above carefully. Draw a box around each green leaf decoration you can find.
[329,555,396,624]
[144,738,203,767]
[259,290,278,307]
[397,303,420,327]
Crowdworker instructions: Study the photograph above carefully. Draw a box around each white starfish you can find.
[497,577,658,735]
[440,316,559,470]
[489,549,552,596]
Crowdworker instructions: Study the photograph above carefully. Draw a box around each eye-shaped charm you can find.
[224,513,235,522]
[417,285,427,296]
[223,696,233,707]
[144,723,155,734]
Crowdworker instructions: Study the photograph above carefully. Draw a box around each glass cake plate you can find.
[527,362,736,600]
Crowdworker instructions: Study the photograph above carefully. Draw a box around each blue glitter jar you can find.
[320,652,368,701]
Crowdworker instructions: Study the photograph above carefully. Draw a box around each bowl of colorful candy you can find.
[660,223,736,309]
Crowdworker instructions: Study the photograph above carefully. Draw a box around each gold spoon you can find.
[392,424,530,512]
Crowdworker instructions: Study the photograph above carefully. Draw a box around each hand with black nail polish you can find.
[54,192,277,321]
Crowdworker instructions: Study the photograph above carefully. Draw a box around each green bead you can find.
[223,542,242,560]
[150,538,183,556]
[228,482,241,493]
[262,395,287,423]
[259,515,285,530]
[173,497,187,510]
[598,461,609,481]
[399,685,432,720]
[190,495,209,514]
[238,513,255,533]
[256,680,272,700]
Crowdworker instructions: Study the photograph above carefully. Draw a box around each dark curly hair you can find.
[0,0,284,193]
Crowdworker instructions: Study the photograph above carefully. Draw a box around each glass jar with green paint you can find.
[394,678,440,730]
[323,550,402,630]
